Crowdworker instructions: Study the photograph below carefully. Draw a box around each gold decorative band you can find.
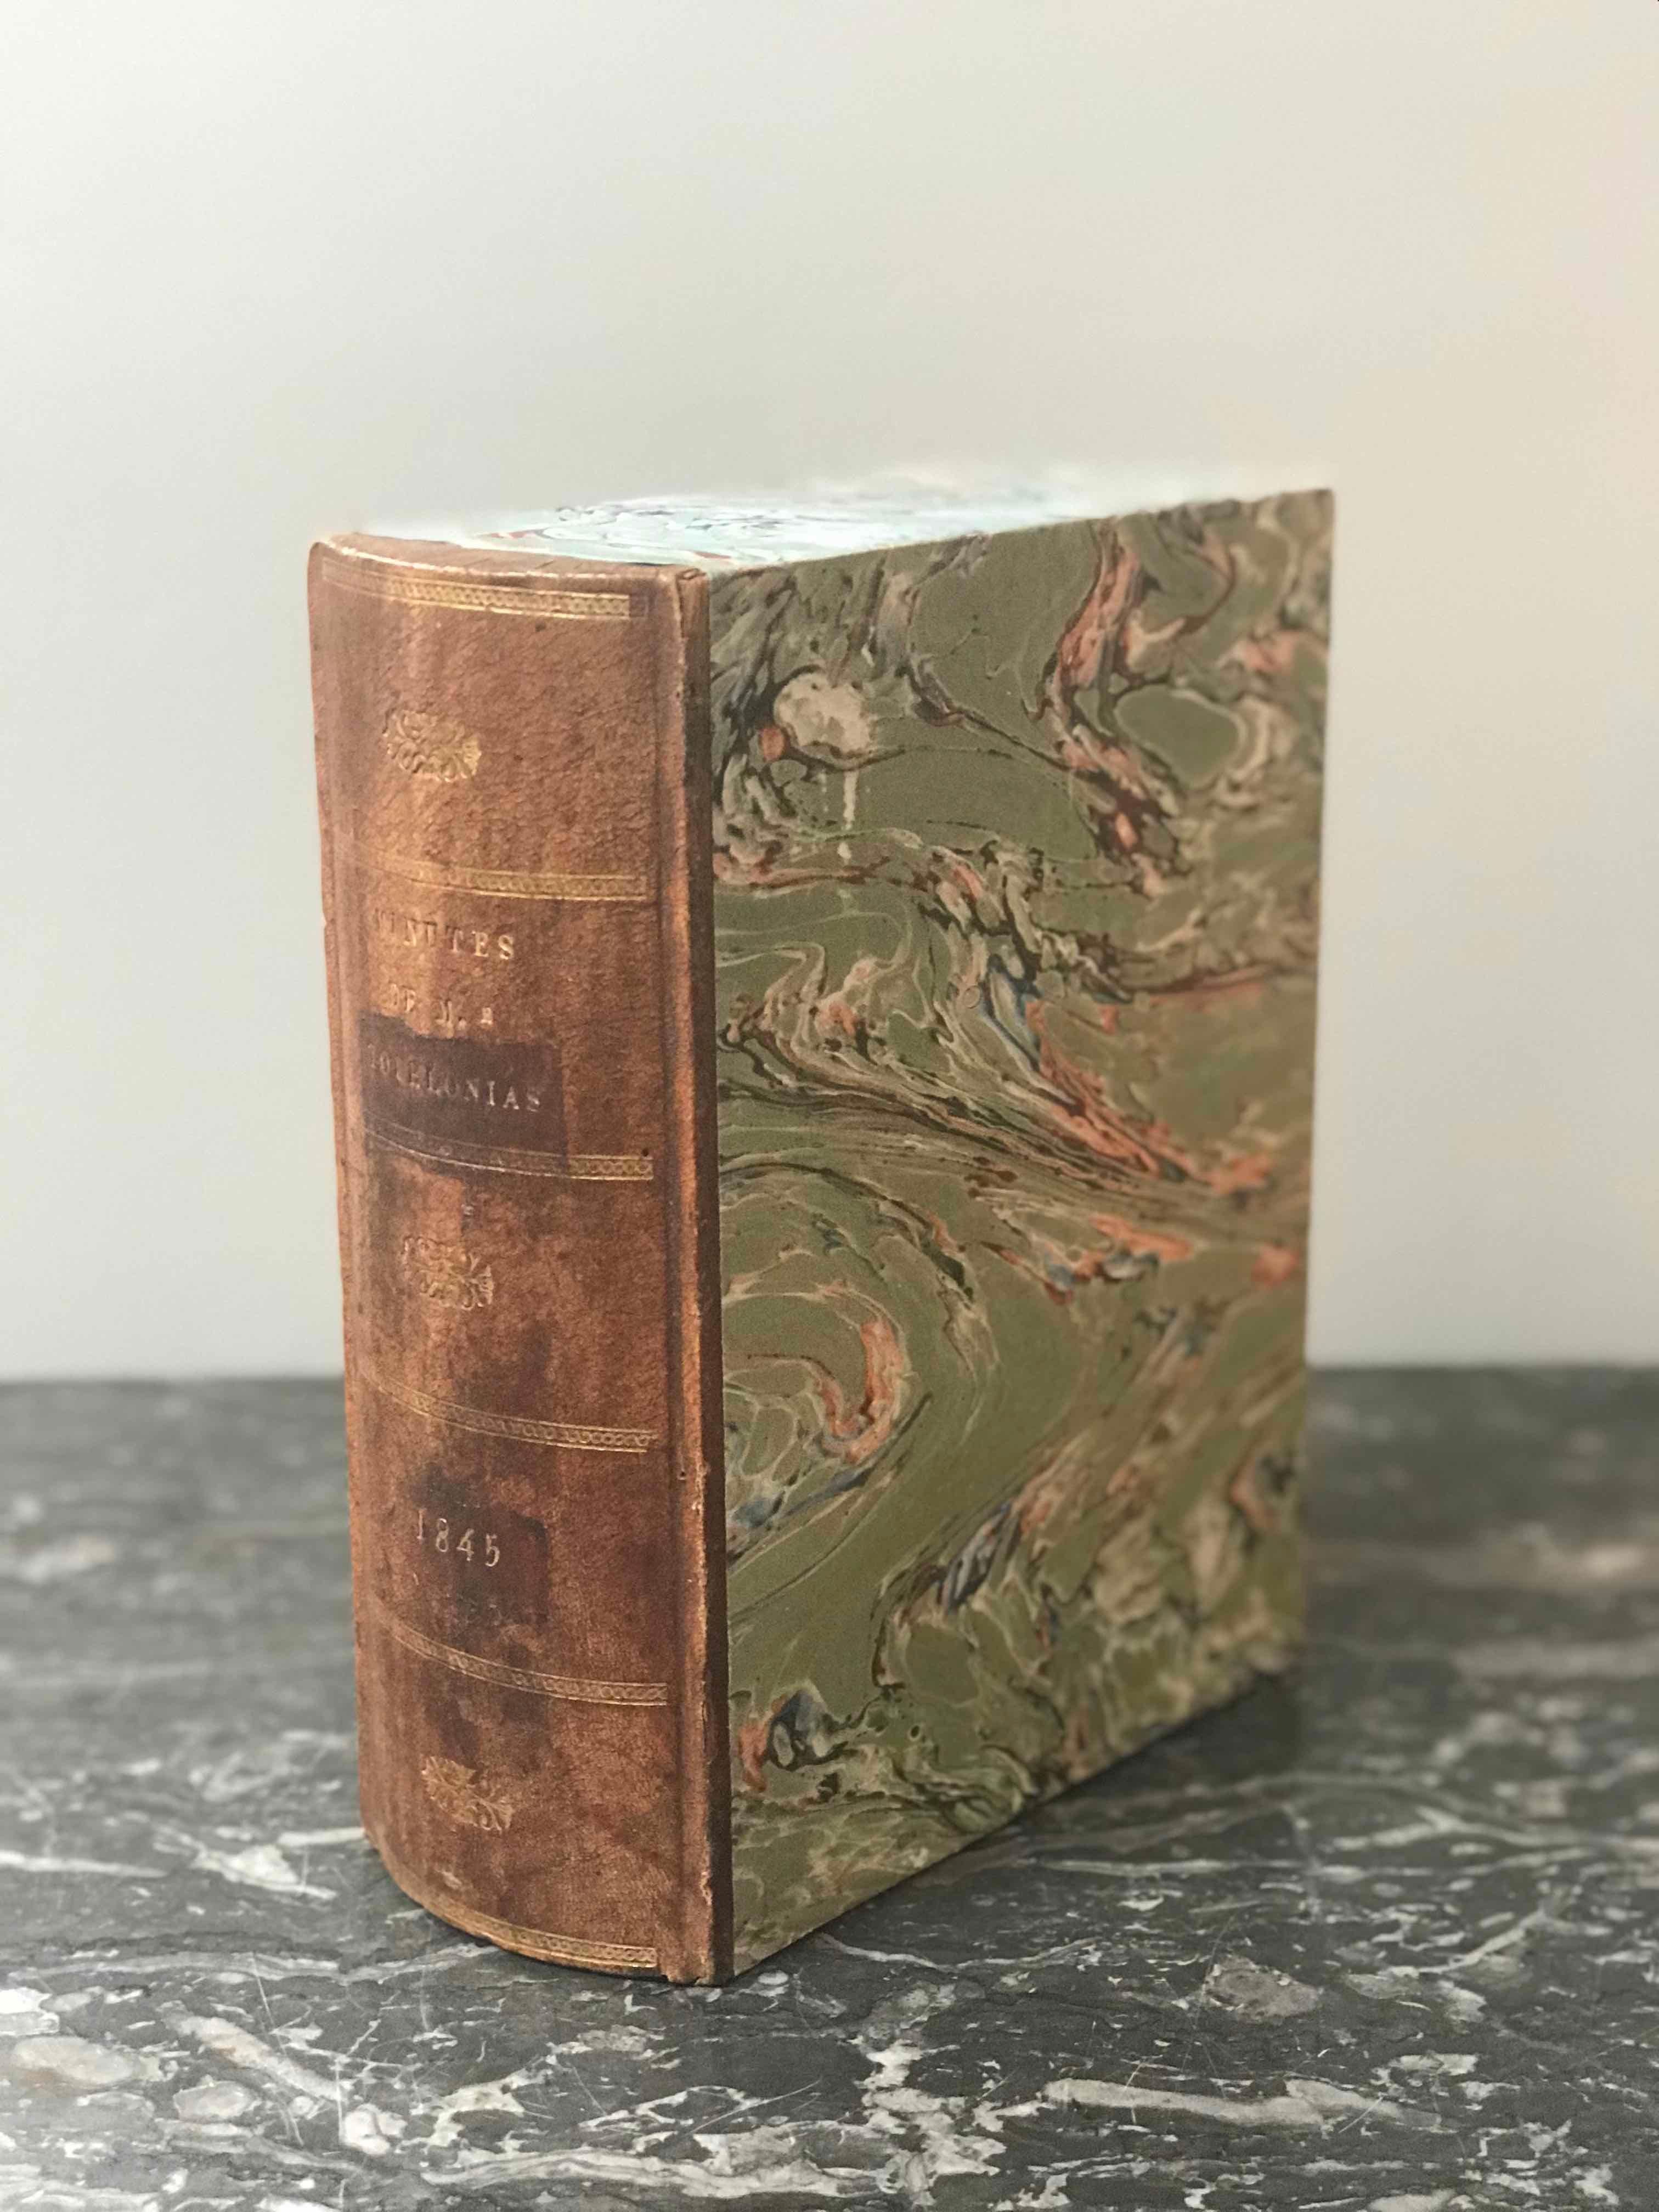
[318,550,635,623]
[364,1368,657,1454]
[363,1114,653,1183]
[378,1607,668,1706]
[341,834,650,904]
[371,1833,657,1974]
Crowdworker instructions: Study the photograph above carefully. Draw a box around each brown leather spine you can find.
[307,538,728,1982]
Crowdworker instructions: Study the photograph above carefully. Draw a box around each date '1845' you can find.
[416,1509,500,1568]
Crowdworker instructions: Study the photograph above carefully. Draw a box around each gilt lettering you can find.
[370,906,514,960]
[371,1049,541,1111]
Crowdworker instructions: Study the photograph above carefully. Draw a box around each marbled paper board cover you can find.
[709,493,1331,1968]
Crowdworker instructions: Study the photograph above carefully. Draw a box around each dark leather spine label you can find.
[308,543,717,1978]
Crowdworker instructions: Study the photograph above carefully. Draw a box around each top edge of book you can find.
[343,480,1328,572]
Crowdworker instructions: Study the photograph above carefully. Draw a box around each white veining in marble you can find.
[1,1374,1655,2209]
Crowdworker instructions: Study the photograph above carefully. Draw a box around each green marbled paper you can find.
[708,493,1330,1968]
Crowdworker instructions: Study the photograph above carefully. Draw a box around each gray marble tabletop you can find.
[1,1372,1655,2210]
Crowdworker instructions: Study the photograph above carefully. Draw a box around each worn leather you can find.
[308,539,726,1981]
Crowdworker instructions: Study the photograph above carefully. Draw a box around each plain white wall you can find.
[4,1,1655,1376]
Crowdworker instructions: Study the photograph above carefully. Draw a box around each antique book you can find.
[308,487,1331,1982]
